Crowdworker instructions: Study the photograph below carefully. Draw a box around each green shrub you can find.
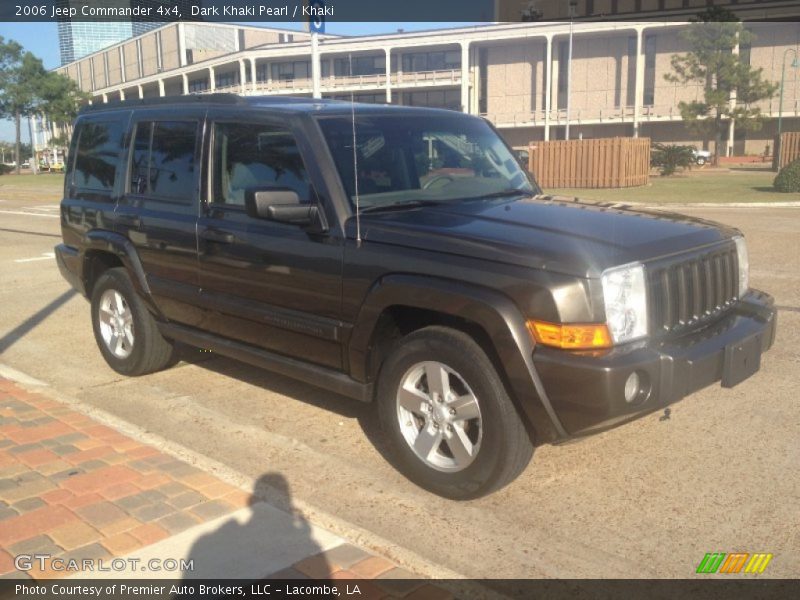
[773,159,800,193]
[0,164,12,176]
[650,143,695,176]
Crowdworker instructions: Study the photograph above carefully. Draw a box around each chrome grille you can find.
[648,246,739,334]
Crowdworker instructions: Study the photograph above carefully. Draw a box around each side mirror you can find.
[244,187,318,227]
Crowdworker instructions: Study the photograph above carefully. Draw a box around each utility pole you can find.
[308,0,326,100]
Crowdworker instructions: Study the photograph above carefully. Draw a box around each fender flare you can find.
[348,274,568,443]
[81,230,163,318]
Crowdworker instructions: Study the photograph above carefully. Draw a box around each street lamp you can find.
[565,0,578,140]
[777,47,799,167]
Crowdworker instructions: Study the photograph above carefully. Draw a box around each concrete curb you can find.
[0,362,472,585]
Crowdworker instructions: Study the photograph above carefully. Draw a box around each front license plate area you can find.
[722,333,762,388]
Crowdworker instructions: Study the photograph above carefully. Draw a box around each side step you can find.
[159,322,372,403]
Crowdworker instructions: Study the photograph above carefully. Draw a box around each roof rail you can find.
[78,93,244,113]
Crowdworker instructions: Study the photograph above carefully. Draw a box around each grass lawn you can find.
[546,167,795,204]
[0,172,65,189]
[0,173,65,203]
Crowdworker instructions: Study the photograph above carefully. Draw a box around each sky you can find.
[0,21,482,144]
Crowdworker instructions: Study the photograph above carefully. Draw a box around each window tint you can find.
[130,120,197,202]
[212,122,311,207]
[73,119,125,192]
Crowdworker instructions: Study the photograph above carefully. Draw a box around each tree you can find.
[0,37,87,175]
[0,40,48,174]
[665,7,778,166]
[650,143,695,176]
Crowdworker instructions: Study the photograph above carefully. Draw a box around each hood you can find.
[353,195,739,278]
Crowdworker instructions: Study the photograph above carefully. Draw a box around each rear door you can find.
[195,111,345,369]
[114,108,204,325]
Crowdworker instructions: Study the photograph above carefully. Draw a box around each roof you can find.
[78,94,471,119]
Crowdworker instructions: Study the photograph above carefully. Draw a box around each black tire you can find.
[696,156,707,166]
[90,267,178,376]
[376,326,534,500]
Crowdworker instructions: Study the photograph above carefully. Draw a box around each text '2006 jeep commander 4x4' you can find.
[56,96,776,499]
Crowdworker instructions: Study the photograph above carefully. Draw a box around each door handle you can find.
[116,214,140,227]
[200,229,235,244]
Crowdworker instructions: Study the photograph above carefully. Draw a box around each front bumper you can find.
[534,290,777,437]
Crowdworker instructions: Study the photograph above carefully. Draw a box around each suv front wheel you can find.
[91,267,178,376]
[377,326,534,499]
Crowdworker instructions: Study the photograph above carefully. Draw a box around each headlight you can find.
[601,262,648,344]
[733,236,749,297]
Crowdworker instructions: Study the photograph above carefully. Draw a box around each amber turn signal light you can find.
[527,320,613,350]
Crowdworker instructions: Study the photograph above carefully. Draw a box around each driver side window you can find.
[212,122,312,206]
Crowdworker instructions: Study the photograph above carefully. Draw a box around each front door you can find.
[196,114,345,369]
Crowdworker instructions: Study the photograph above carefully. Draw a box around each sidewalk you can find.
[0,377,451,598]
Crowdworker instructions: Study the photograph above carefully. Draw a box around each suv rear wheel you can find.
[90,267,178,376]
[376,326,534,499]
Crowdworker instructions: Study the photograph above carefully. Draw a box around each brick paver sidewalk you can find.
[0,377,451,599]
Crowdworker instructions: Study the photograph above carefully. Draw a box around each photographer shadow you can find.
[175,473,337,594]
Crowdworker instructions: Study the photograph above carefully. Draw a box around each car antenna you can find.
[349,52,362,247]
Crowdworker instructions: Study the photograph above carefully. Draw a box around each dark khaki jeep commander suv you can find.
[56,95,776,499]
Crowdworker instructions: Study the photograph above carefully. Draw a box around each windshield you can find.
[317,114,537,212]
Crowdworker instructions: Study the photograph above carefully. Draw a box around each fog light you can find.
[624,372,641,403]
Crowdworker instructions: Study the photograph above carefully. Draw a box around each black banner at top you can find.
[1,0,500,23]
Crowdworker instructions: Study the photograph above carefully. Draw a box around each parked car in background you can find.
[692,148,711,166]
[55,95,776,499]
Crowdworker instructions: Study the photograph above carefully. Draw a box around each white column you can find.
[311,33,321,99]
[209,67,216,91]
[178,23,187,67]
[544,36,553,141]
[250,58,258,93]
[119,89,126,101]
[158,79,165,97]
[182,73,189,95]
[460,41,470,113]
[137,85,143,99]
[385,47,392,103]
[102,93,108,103]
[239,59,247,94]
[633,27,644,138]
[727,36,739,157]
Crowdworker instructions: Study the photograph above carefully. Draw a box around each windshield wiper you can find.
[360,199,446,213]
[463,188,536,201]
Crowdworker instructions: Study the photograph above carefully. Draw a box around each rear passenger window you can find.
[72,119,125,196]
[130,120,198,203]
[212,122,311,206]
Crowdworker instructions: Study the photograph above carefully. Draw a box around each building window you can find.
[557,41,569,110]
[479,47,488,114]
[643,34,656,106]
[271,61,310,81]
[626,35,637,107]
[215,72,236,88]
[334,55,385,76]
[402,89,460,111]
[188,78,208,93]
[401,51,460,73]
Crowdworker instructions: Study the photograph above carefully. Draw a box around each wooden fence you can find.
[777,132,800,169]
[528,137,651,188]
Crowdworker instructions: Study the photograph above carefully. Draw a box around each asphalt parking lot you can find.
[1,188,798,580]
